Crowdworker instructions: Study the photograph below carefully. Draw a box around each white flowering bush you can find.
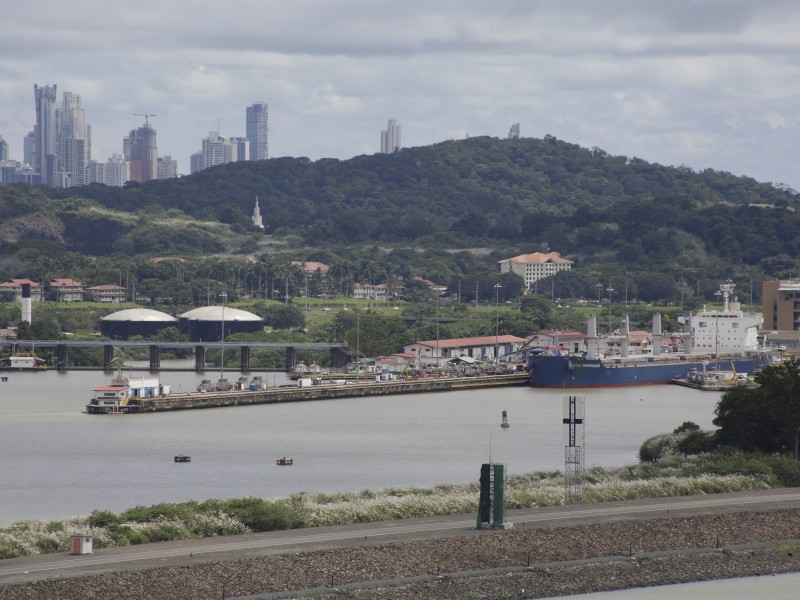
[0,453,787,559]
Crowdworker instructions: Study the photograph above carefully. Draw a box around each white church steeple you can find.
[252,197,264,229]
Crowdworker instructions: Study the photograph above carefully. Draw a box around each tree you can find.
[714,358,800,458]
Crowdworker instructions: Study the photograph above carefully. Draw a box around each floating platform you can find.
[276,456,293,466]
[174,454,191,462]
[86,373,529,415]
[671,377,757,392]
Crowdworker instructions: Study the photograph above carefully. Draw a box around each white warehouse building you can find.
[498,252,573,290]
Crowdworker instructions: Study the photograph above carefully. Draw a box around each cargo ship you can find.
[527,283,775,388]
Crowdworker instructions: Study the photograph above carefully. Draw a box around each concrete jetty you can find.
[86,373,530,414]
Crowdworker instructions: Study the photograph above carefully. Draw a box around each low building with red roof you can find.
[0,278,43,301]
[403,335,525,365]
[49,278,85,302]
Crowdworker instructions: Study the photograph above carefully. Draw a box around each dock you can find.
[86,373,530,414]
[671,378,757,392]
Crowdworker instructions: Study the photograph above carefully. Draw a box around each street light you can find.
[494,284,502,366]
[435,292,440,367]
[607,287,614,334]
[220,292,227,382]
[596,283,603,305]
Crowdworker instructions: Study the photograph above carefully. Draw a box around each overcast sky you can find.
[2,0,799,189]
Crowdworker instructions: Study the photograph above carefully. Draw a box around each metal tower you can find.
[563,395,585,504]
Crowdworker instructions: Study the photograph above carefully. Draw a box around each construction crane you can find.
[131,113,157,126]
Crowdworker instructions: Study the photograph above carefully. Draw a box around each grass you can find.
[1,447,794,560]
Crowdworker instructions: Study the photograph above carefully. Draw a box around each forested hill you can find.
[4,135,800,271]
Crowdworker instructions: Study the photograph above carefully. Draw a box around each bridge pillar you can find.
[149,345,160,371]
[195,346,205,371]
[103,345,114,371]
[329,346,350,368]
[285,347,296,371]
[240,346,251,372]
[57,343,68,370]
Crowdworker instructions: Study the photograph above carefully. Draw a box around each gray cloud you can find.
[1,0,799,189]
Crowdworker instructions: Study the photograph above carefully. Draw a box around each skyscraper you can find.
[23,131,36,167]
[381,119,401,153]
[246,102,269,161]
[508,123,520,139]
[0,136,8,163]
[34,84,58,184]
[56,92,91,186]
[124,118,158,182]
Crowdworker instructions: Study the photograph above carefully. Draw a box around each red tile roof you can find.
[412,335,524,348]
[498,252,573,265]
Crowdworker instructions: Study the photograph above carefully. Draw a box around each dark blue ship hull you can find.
[528,355,771,388]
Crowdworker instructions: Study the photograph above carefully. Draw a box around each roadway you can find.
[1,488,799,587]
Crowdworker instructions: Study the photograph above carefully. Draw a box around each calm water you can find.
[541,572,800,599]
[0,365,721,525]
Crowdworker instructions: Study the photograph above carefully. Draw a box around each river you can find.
[0,364,721,525]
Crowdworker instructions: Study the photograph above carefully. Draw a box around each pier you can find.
[85,373,530,414]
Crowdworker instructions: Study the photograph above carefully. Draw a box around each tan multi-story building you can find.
[50,278,85,302]
[86,284,126,303]
[762,279,800,331]
[0,278,43,301]
[498,252,573,290]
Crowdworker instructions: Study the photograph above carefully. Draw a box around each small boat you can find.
[174,454,191,463]
[276,456,293,466]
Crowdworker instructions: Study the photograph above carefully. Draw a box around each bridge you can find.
[0,340,349,372]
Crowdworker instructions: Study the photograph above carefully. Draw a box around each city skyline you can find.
[1,2,800,189]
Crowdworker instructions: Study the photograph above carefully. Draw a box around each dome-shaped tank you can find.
[99,308,178,339]
[178,306,264,341]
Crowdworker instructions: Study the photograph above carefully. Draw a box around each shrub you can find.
[677,430,715,455]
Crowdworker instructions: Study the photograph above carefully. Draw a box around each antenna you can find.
[131,113,157,126]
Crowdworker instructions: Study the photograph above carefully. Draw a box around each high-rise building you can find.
[56,92,91,186]
[34,84,58,184]
[246,102,269,161]
[86,154,130,187]
[106,155,130,187]
[381,119,401,153]
[508,123,520,139]
[124,119,158,182]
[191,131,248,173]
[157,155,178,180]
[0,135,8,163]
[23,131,36,167]
[231,137,250,162]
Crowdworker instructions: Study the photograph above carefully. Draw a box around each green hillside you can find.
[1,135,799,275]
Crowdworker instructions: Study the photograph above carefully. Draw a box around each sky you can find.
[1,0,800,189]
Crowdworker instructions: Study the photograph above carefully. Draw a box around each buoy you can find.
[501,410,510,428]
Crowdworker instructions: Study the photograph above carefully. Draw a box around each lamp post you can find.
[494,284,502,366]
[596,283,603,305]
[435,292,440,367]
[714,289,721,368]
[607,287,614,334]
[220,292,227,381]
[355,307,360,382]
